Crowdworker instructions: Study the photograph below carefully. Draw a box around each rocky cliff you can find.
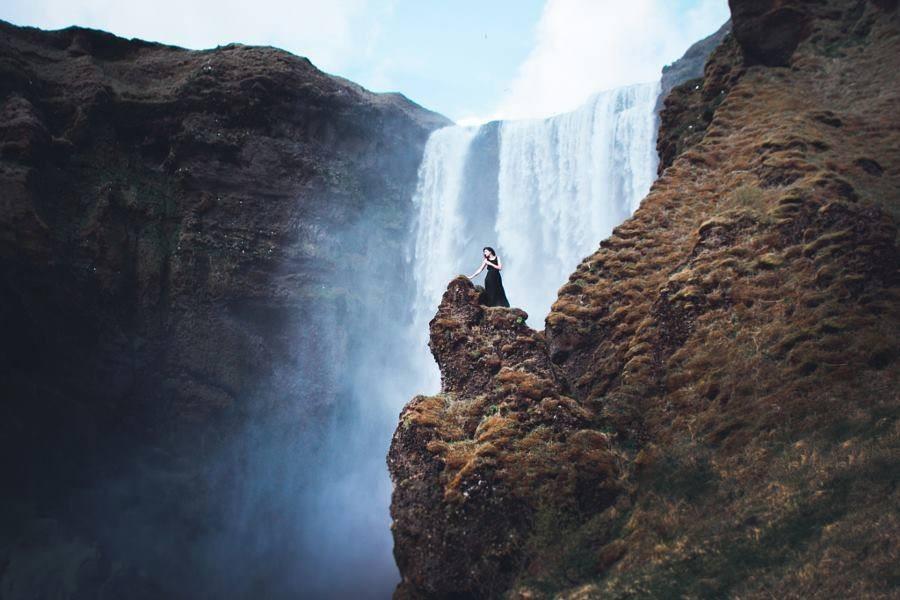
[656,19,732,113]
[388,1,899,597]
[0,20,448,598]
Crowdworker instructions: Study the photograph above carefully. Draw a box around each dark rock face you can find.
[728,0,896,67]
[389,0,900,597]
[0,19,449,598]
[729,0,813,66]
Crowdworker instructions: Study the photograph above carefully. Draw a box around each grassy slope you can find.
[538,3,900,597]
[390,2,899,598]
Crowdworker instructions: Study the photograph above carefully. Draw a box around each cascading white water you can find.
[407,125,480,391]
[497,81,661,320]
[408,81,660,388]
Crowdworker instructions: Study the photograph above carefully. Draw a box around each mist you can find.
[154,192,425,598]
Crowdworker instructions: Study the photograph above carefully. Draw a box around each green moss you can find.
[821,21,871,58]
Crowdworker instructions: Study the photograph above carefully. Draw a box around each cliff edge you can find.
[0,20,449,598]
[388,1,899,597]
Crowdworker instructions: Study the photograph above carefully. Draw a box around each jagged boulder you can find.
[389,277,623,598]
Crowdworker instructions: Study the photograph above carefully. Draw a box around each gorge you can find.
[1,0,898,598]
[0,13,721,598]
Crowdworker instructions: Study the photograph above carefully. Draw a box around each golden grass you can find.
[393,7,900,597]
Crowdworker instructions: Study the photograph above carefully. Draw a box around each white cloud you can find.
[495,0,730,120]
[3,0,730,122]
[3,0,375,73]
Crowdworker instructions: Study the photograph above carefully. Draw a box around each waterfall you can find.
[407,81,661,390]
[409,126,481,330]
[406,125,481,391]
[497,81,661,321]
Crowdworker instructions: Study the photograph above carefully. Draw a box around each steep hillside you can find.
[0,20,448,598]
[388,1,899,597]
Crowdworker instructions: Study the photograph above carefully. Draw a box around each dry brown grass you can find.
[392,4,900,597]
[519,2,900,596]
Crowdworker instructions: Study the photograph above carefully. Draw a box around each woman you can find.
[468,246,510,307]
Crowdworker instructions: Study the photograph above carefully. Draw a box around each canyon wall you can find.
[388,0,899,597]
[0,20,448,598]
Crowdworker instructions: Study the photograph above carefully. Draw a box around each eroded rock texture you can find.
[0,20,448,598]
[390,278,622,598]
[389,1,899,597]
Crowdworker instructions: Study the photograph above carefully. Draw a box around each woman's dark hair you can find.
[483,246,496,257]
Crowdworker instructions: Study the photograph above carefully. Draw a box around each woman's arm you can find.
[468,260,487,279]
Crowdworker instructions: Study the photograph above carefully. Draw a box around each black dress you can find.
[484,260,510,307]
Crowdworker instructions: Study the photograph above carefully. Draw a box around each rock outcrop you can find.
[389,0,899,597]
[0,20,449,598]
[655,27,744,174]
[657,19,732,112]
[390,277,622,598]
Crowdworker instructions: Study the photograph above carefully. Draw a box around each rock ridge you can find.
[389,0,900,597]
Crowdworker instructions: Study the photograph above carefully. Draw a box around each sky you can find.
[1,0,730,123]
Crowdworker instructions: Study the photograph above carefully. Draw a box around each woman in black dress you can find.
[468,246,510,307]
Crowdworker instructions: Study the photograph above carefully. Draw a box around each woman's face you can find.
[483,249,491,258]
